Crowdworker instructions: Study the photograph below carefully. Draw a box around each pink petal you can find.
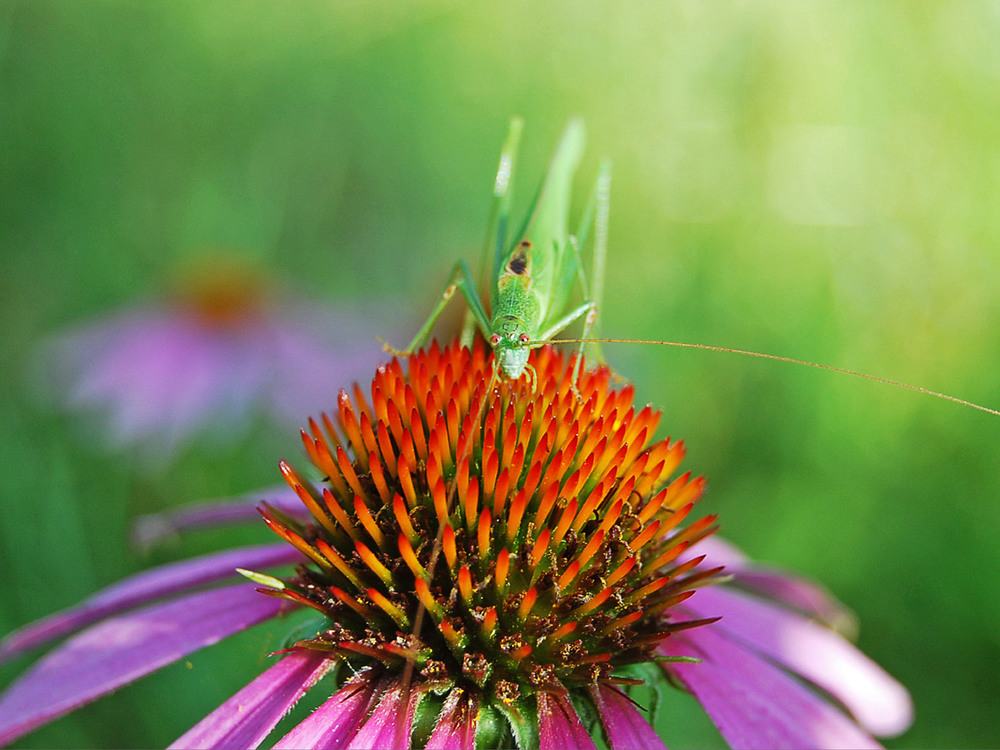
[589,683,667,750]
[68,313,254,449]
[731,569,858,633]
[109,324,248,444]
[170,650,334,749]
[0,584,291,747]
[425,688,479,750]
[682,586,912,737]
[537,690,597,750]
[272,671,383,750]
[0,544,300,664]
[666,623,881,749]
[349,676,419,750]
[686,534,748,569]
[690,536,855,631]
[132,486,306,550]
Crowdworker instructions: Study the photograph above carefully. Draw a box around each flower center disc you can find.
[262,340,718,712]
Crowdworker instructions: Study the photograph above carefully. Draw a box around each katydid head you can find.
[489,327,533,381]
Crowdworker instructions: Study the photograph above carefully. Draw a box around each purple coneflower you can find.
[0,342,912,748]
[40,256,389,463]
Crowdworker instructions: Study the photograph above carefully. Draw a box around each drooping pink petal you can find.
[686,536,857,633]
[537,690,597,750]
[666,622,882,750]
[0,584,292,747]
[682,586,912,738]
[272,670,383,750]
[425,687,479,750]
[589,683,667,750]
[170,649,334,750]
[0,544,300,664]
[349,676,419,750]
[680,534,749,571]
[731,569,858,633]
[132,486,306,550]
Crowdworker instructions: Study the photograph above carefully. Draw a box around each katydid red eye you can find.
[519,334,530,344]
[490,334,501,346]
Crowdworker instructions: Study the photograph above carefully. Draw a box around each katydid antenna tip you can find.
[541,336,1000,417]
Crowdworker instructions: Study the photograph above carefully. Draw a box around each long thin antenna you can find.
[541,336,1000,417]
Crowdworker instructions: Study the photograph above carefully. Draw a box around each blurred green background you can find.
[2,1,999,747]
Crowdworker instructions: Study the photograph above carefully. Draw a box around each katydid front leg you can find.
[382,260,491,356]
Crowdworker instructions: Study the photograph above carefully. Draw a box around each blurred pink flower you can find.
[41,259,394,462]
[2,343,913,748]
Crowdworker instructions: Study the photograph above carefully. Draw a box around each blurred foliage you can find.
[2,1,1000,747]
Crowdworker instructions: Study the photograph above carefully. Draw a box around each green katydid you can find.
[388,117,999,416]
[385,117,608,393]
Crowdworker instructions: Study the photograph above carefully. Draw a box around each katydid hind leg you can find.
[545,158,611,369]
[590,159,611,346]
[570,159,612,368]
[549,159,611,384]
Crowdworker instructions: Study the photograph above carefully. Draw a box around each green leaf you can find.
[236,567,285,589]
[493,695,539,750]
